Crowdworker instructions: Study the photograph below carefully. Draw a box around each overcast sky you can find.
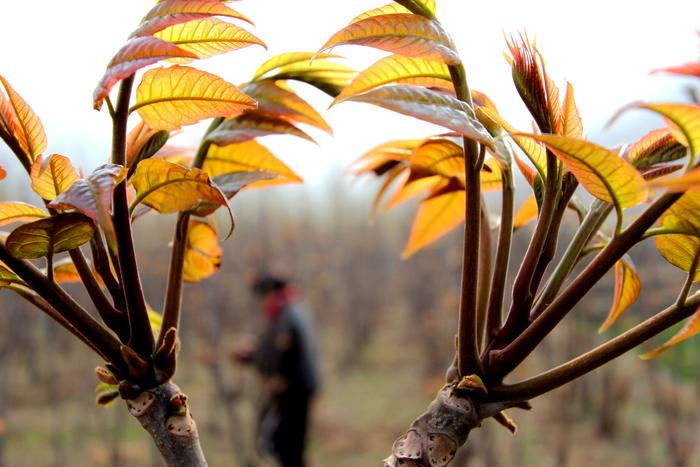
[1,0,699,183]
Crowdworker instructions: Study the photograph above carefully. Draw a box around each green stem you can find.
[111,75,155,358]
[488,291,700,402]
[489,191,683,380]
[448,63,484,377]
[531,199,612,318]
[484,165,514,346]
[157,117,223,349]
[676,249,700,306]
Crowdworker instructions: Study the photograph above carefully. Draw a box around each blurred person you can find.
[233,275,320,467]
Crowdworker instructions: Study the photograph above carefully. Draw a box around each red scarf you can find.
[262,286,299,320]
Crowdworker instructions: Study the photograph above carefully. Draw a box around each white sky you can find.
[1,0,699,184]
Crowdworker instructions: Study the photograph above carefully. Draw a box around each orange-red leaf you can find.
[203,140,302,187]
[30,154,80,201]
[0,75,47,163]
[133,65,256,131]
[513,195,538,230]
[651,61,700,79]
[154,18,265,60]
[599,256,641,332]
[183,220,222,282]
[648,166,700,191]
[206,113,315,146]
[130,159,228,213]
[349,139,420,176]
[350,4,411,23]
[131,0,253,38]
[626,128,687,170]
[402,185,464,257]
[241,80,331,134]
[93,37,198,110]
[641,305,700,359]
[126,120,160,166]
[320,14,459,65]
[560,82,583,138]
[0,202,47,227]
[629,102,700,164]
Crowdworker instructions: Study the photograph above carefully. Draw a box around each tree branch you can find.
[489,191,683,380]
[476,197,492,350]
[488,292,700,402]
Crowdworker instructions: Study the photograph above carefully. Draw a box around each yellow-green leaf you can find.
[93,36,198,110]
[30,154,80,201]
[241,80,332,134]
[383,173,440,211]
[0,75,47,164]
[0,202,47,227]
[203,140,301,187]
[402,184,464,258]
[130,158,228,214]
[130,0,253,38]
[334,55,451,104]
[513,195,538,230]
[599,256,641,332]
[520,134,648,208]
[631,102,700,164]
[350,4,411,23]
[132,65,256,131]
[206,113,315,146]
[625,128,687,170]
[320,14,458,64]
[252,52,337,80]
[6,213,94,259]
[346,85,494,148]
[393,0,437,18]
[154,18,265,60]
[349,139,420,176]
[253,54,356,97]
[640,305,700,359]
[655,191,700,279]
[183,220,222,282]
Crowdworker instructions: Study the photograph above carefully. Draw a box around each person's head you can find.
[251,274,288,297]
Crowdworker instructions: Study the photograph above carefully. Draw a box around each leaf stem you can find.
[476,196,492,350]
[448,63,484,377]
[676,249,700,306]
[484,165,514,345]
[111,75,155,358]
[157,117,223,349]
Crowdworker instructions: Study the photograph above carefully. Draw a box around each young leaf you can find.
[48,164,128,251]
[93,37,198,110]
[206,113,315,146]
[203,140,302,187]
[345,85,494,148]
[349,139,421,176]
[130,0,253,38]
[560,83,583,138]
[409,138,464,179]
[183,220,222,283]
[513,195,538,230]
[628,102,700,164]
[241,80,332,134]
[126,124,170,172]
[625,128,687,170]
[402,183,464,258]
[154,18,265,60]
[640,305,700,359]
[599,256,641,332]
[252,52,338,81]
[651,61,700,79]
[319,14,459,65]
[0,202,47,227]
[520,134,648,208]
[130,159,228,214]
[0,75,47,164]
[382,173,439,211]
[6,213,94,259]
[334,55,451,104]
[132,65,256,131]
[30,154,80,201]
[126,120,160,166]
